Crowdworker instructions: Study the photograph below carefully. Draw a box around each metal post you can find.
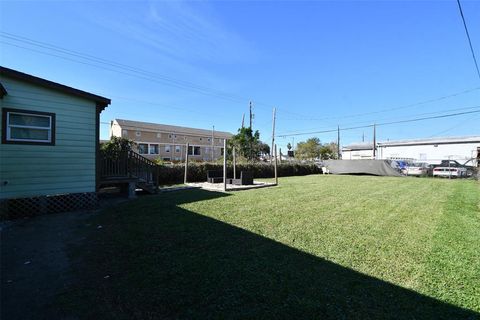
[274,144,278,185]
[184,143,189,184]
[223,139,227,191]
[233,147,236,179]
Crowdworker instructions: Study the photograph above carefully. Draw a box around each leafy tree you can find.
[295,137,322,160]
[295,138,338,160]
[228,127,269,161]
[319,142,338,160]
[101,136,135,157]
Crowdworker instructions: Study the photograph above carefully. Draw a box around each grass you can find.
[61,175,480,319]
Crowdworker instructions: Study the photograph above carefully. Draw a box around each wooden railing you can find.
[100,150,159,188]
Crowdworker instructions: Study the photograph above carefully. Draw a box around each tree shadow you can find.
[66,188,478,319]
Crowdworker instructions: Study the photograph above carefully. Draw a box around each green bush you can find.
[158,162,321,185]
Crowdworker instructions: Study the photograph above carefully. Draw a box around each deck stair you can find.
[100,150,159,195]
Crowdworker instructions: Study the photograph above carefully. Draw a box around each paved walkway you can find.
[186,181,276,192]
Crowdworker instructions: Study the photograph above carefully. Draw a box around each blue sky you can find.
[1,0,479,150]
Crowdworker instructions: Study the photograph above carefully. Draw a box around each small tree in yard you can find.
[101,136,135,157]
[228,127,269,162]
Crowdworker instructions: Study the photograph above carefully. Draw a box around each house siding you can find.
[0,77,97,199]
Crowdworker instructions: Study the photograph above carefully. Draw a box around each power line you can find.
[276,109,480,137]
[3,31,479,123]
[275,87,480,122]
[456,0,480,81]
[277,105,480,135]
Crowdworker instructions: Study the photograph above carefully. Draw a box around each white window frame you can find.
[5,109,54,144]
[165,145,171,153]
[175,145,181,153]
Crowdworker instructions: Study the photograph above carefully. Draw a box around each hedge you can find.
[158,162,321,185]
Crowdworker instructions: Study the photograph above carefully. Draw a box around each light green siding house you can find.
[0,67,110,216]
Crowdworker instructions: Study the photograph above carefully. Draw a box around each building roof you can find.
[113,119,233,138]
[0,66,111,110]
[342,142,374,151]
[378,136,480,147]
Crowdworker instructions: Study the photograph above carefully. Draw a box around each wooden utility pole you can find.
[249,101,253,129]
[373,124,376,159]
[279,148,282,164]
[274,144,278,185]
[184,143,189,184]
[233,147,236,179]
[223,139,227,191]
[337,125,341,159]
[271,107,276,159]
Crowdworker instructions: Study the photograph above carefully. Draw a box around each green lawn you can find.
[62,175,480,319]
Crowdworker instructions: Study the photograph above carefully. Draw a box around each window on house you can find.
[188,146,201,156]
[165,145,171,153]
[149,144,159,154]
[2,108,55,145]
[162,157,171,161]
[207,138,211,142]
[136,131,141,137]
[175,145,181,153]
[122,129,128,137]
[157,133,161,138]
[138,143,148,154]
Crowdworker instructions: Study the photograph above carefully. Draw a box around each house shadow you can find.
[69,188,478,319]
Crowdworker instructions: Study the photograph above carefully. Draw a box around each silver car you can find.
[406,162,429,176]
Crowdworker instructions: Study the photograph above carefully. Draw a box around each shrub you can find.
[158,162,321,185]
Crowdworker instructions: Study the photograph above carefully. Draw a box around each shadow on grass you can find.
[64,189,478,319]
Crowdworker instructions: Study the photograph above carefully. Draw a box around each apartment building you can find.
[110,119,233,162]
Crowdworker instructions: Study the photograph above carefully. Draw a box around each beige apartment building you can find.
[110,119,233,162]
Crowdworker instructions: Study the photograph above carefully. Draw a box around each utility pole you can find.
[249,101,253,130]
[241,113,245,128]
[362,132,365,142]
[337,125,341,159]
[211,125,215,161]
[373,124,376,159]
[223,139,227,191]
[271,107,276,159]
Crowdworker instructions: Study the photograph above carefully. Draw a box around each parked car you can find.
[430,160,475,177]
[432,166,467,178]
[406,162,429,176]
